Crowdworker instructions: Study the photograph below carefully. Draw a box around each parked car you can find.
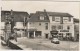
[51,38,60,44]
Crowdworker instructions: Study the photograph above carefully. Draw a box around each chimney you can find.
[44,9,46,12]
[11,9,13,16]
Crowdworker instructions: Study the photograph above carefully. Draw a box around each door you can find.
[29,31,34,38]
[45,34,48,38]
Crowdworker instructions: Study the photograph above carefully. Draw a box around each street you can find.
[17,37,79,50]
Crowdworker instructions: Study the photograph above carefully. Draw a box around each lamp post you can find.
[11,9,14,34]
[4,9,14,46]
[5,11,11,46]
[24,16,27,37]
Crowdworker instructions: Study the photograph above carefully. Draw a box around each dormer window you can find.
[40,14,44,20]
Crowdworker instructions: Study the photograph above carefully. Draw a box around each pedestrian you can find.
[13,30,17,42]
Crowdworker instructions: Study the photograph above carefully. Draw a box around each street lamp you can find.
[11,9,14,34]
[5,9,14,45]
[5,12,11,46]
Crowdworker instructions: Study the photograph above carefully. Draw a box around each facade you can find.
[74,18,79,41]
[1,10,79,41]
[48,12,74,40]
[26,10,75,40]
[1,10,29,37]
[26,11,50,38]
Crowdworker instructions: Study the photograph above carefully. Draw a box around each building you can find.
[1,10,29,37]
[1,10,78,41]
[26,10,50,38]
[74,18,79,41]
[26,10,74,40]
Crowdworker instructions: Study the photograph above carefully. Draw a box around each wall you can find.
[27,22,50,38]
[49,16,74,37]
[0,22,5,36]
[14,22,25,37]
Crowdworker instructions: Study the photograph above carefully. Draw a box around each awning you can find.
[13,26,25,30]
[26,27,37,31]
[27,29,37,31]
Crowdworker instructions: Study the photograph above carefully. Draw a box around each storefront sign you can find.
[60,30,69,32]
[50,30,58,34]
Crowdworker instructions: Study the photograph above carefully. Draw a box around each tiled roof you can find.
[37,11,73,17]
[28,12,50,22]
[1,10,29,22]
[28,11,73,22]
[74,18,79,23]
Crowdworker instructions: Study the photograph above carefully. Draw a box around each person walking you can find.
[13,30,17,42]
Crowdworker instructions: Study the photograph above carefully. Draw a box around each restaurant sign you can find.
[60,30,69,32]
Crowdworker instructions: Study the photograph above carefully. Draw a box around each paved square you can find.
[17,37,79,50]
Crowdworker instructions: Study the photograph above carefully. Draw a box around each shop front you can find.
[50,30,58,38]
[27,28,42,38]
[58,33,63,40]
[35,31,42,38]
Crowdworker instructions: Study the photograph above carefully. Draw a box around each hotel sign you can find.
[60,30,69,32]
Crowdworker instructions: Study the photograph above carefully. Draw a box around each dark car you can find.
[51,38,60,44]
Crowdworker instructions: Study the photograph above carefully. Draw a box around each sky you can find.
[1,0,80,1]
[0,1,80,34]
[1,1,80,19]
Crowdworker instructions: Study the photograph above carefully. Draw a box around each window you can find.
[45,23,48,30]
[58,33,63,36]
[35,31,41,38]
[60,17,63,24]
[40,14,44,20]
[63,17,68,22]
[66,33,72,37]
[67,26,70,30]
[69,17,71,21]
[58,25,62,29]
[52,16,55,21]
[52,26,56,30]
[40,16,44,20]
[55,17,60,22]
[39,23,41,26]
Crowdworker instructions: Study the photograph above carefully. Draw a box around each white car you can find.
[51,38,60,44]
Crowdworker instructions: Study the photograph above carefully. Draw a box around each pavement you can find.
[17,37,79,50]
[0,40,11,50]
[0,37,78,50]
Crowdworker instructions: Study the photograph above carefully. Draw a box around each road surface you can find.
[17,37,79,50]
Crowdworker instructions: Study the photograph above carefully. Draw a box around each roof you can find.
[28,11,73,22]
[1,10,29,22]
[74,18,79,23]
[28,12,50,22]
[36,11,73,17]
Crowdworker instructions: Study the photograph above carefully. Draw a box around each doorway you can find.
[29,31,34,38]
[45,34,48,38]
